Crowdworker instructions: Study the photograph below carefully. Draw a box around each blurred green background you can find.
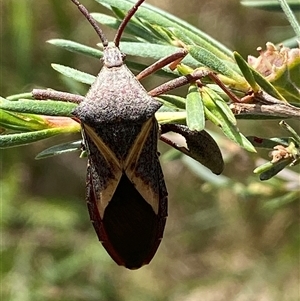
[1,1,299,300]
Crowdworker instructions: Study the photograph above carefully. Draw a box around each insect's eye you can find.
[121,53,126,61]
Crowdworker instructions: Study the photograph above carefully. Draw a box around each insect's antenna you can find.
[114,0,146,47]
[71,0,109,47]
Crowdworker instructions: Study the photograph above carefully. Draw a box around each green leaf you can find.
[280,120,300,145]
[186,84,205,131]
[202,87,256,152]
[35,140,82,159]
[0,99,76,117]
[203,106,222,126]
[51,64,95,85]
[182,155,230,186]
[119,42,198,67]
[92,12,164,44]
[272,66,300,103]
[48,39,102,59]
[155,95,186,110]
[254,159,292,180]
[0,110,50,132]
[0,128,71,149]
[155,111,186,124]
[262,191,299,210]
[250,67,287,102]
[240,1,300,11]
[188,46,246,85]
[6,92,33,101]
[247,136,291,148]
[170,28,233,62]
[234,51,260,92]
[205,88,237,125]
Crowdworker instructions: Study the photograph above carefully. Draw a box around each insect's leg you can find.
[148,72,204,97]
[160,124,224,175]
[136,49,188,81]
[32,89,84,104]
[148,69,241,103]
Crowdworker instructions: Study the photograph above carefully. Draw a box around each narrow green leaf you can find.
[206,88,237,125]
[155,95,186,110]
[119,42,198,67]
[120,42,179,59]
[280,120,300,145]
[35,141,82,159]
[170,28,233,62]
[202,87,256,152]
[186,84,205,131]
[276,0,300,39]
[48,39,102,59]
[6,92,33,101]
[203,106,222,126]
[90,12,120,30]
[262,191,299,210]
[276,85,300,103]
[155,111,186,124]
[0,128,69,149]
[182,156,230,186]
[250,67,287,102]
[144,24,174,44]
[241,1,300,11]
[255,159,292,180]
[92,12,162,44]
[0,99,76,117]
[247,136,290,148]
[51,64,95,85]
[188,45,245,84]
[234,51,260,92]
[0,110,50,132]
[271,66,300,103]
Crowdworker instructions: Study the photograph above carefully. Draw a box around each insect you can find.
[32,0,224,269]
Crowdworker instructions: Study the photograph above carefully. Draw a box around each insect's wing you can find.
[83,120,168,269]
[123,117,168,267]
[86,161,126,265]
[83,124,122,217]
[125,117,163,213]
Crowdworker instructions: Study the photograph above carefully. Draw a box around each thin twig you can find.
[230,102,300,119]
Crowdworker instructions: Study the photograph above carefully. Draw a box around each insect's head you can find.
[103,43,126,68]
